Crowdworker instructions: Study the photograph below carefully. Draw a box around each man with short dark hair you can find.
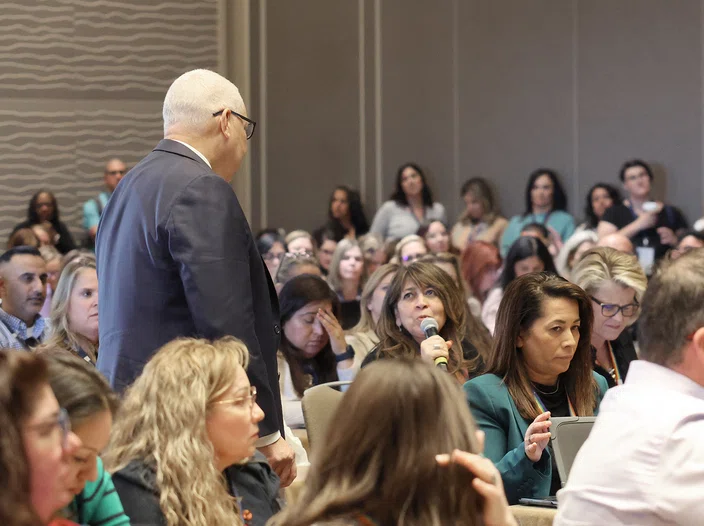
[598,159,687,272]
[556,249,704,525]
[0,246,50,349]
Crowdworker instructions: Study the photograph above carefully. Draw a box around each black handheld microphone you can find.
[420,317,448,371]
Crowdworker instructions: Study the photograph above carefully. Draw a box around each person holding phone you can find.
[597,159,687,272]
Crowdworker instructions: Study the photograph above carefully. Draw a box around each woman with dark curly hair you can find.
[13,190,76,254]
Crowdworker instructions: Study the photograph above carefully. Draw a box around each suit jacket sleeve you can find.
[465,380,550,504]
[167,174,282,437]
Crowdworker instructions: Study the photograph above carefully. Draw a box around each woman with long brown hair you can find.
[451,177,507,251]
[277,274,359,428]
[362,262,483,382]
[0,349,82,526]
[465,272,608,504]
[270,359,517,526]
[419,252,494,361]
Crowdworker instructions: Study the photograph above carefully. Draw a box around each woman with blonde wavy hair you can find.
[37,257,99,364]
[571,247,647,388]
[270,359,517,526]
[344,263,399,358]
[104,337,264,526]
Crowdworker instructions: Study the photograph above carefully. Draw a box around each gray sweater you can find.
[369,200,447,240]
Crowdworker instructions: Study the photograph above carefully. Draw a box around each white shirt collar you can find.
[171,140,212,168]
[625,360,704,400]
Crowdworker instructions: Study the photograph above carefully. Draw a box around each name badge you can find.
[636,246,655,274]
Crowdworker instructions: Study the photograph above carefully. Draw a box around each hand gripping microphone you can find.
[420,317,448,371]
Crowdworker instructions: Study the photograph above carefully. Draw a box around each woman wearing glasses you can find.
[0,349,82,526]
[40,352,128,526]
[255,229,287,279]
[394,234,428,266]
[597,159,687,271]
[104,337,269,526]
[571,247,647,388]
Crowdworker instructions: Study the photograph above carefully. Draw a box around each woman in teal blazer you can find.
[465,272,608,505]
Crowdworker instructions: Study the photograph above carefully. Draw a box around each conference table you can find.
[510,505,557,526]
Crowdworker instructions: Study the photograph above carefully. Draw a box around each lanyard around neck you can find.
[533,390,576,416]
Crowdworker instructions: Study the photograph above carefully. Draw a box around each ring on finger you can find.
[433,344,442,350]
[492,473,499,485]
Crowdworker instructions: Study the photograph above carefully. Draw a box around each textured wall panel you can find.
[0,0,218,243]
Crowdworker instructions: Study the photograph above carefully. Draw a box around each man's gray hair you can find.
[638,249,704,367]
[162,69,245,135]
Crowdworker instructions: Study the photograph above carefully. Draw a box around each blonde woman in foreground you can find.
[269,359,517,526]
[104,337,269,526]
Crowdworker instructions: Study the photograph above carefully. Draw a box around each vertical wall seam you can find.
[359,0,366,197]
[572,0,580,215]
[374,0,383,208]
[259,0,268,227]
[452,0,460,218]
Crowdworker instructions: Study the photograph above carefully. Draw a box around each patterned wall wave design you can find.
[0,0,218,244]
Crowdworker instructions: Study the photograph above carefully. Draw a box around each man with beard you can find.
[0,246,50,349]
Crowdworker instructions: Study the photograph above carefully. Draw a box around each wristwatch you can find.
[335,345,356,363]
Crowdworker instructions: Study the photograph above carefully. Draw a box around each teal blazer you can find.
[464,372,608,504]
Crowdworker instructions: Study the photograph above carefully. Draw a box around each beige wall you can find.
[248,0,704,234]
[0,0,220,242]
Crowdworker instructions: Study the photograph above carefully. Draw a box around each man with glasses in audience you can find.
[597,159,687,273]
[0,246,50,349]
[82,157,126,247]
[556,249,704,525]
[96,69,297,487]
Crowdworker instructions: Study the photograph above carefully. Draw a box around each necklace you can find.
[533,377,560,395]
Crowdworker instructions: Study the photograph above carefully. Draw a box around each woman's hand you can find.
[419,335,452,365]
[436,431,518,526]
[317,308,347,355]
[524,411,552,462]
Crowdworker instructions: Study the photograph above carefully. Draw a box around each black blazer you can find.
[96,140,283,437]
[12,219,77,254]
[592,329,638,388]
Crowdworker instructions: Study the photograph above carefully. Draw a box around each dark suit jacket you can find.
[96,139,283,437]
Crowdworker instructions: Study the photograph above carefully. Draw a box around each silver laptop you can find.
[550,416,597,486]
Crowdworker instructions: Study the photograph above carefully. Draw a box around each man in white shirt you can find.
[555,249,704,525]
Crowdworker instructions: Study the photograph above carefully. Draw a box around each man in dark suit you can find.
[96,69,296,485]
